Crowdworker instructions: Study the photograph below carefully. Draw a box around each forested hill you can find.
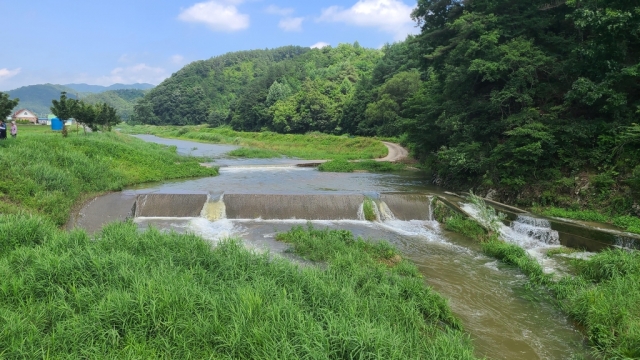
[6,84,78,115]
[134,46,312,126]
[134,0,640,214]
[133,43,422,135]
[82,89,147,120]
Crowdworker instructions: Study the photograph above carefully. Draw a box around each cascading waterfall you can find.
[201,193,227,221]
[511,215,560,245]
[378,201,396,221]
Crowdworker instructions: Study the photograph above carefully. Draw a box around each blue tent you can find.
[51,117,63,131]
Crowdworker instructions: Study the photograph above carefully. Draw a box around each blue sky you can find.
[0,0,420,91]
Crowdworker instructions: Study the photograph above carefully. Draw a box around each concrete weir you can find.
[380,194,433,221]
[223,194,365,220]
[135,194,208,218]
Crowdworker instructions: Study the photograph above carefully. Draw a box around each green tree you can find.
[51,92,78,137]
[95,102,120,131]
[72,101,97,134]
[0,93,19,119]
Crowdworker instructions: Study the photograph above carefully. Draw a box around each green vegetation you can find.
[82,89,147,120]
[362,198,377,221]
[438,199,640,358]
[1,92,20,119]
[317,159,355,172]
[275,225,476,358]
[120,124,387,160]
[443,213,488,241]
[227,147,281,158]
[535,207,640,235]
[319,159,405,173]
[0,215,476,359]
[0,128,217,226]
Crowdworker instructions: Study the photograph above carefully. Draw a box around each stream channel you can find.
[109,135,591,358]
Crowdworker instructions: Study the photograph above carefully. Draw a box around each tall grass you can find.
[534,206,640,235]
[120,124,388,160]
[0,215,477,359]
[0,131,217,226]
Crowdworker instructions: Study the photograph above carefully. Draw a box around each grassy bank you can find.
[0,127,217,226]
[435,199,640,358]
[533,206,640,235]
[318,159,406,173]
[0,215,477,359]
[119,124,388,160]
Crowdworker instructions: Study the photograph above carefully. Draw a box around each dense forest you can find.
[133,0,640,214]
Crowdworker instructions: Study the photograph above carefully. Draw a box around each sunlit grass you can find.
[119,124,388,160]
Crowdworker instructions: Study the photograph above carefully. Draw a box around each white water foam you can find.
[188,217,244,244]
[461,203,570,274]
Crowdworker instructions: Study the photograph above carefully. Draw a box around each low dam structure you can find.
[69,191,639,251]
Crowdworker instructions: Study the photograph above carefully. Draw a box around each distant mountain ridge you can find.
[5,84,79,115]
[3,83,153,117]
[64,83,155,93]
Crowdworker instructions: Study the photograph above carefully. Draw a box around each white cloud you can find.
[311,42,330,49]
[279,17,304,32]
[265,5,294,16]
[178,0,249,32]
[318,0,418,40]
[171,54,186,64]
[0,68,21,81]
[95,63,168,85]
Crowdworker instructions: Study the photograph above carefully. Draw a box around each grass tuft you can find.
[362,198,377,221]
[227,147,281,158]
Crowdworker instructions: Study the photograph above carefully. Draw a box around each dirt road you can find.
[377,142,409,162]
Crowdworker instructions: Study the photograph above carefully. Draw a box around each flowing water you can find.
[118,136,591,358]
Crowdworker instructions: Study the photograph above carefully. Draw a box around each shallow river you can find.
[127,135,590,359]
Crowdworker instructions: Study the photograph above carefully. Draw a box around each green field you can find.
[0,125,217,226]
[119,124,388,160]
